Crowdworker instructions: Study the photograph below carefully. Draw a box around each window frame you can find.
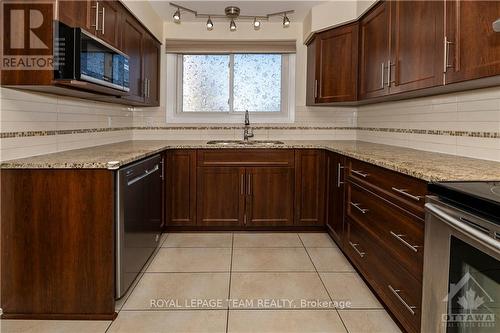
[166,52,295,124]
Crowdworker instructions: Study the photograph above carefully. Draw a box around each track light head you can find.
[253,17,261,30]
[206,17,214,30]
[283,14,290,27]
[173,8,181,23]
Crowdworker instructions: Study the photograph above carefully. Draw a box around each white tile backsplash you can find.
[1,85,500,162]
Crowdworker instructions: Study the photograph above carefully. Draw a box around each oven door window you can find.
[447,236,500,332]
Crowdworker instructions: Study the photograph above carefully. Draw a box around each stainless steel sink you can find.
[206,140,284,146]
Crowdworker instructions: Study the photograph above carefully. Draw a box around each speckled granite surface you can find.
[1,140,499,182]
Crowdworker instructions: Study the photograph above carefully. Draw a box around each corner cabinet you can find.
[306,23,359,104]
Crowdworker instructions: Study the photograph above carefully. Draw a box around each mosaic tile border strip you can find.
[1,126,499,139]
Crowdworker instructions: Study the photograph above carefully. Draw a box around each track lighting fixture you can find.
[173,8,181,23]
[169,3,293,32]
[206,17,214,30]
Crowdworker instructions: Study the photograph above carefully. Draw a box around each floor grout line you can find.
[226,232,235,333]
[299,233,351,333]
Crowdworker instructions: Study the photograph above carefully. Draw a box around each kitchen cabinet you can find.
[94,0,121,49]
[1,169,116,319]
[143,35,161,106]
[196,149,296,228]
[388,0,444,94]
[197,167,245,227]
[359,0,444,98]
[245,167,294,227]
[306,23,359,104]
[165,150,197,226]
[294,150,325,226]
[120,13,161,106]
[57,0,92,30]
[325,152,346,244]
[120,12,145,104]
[445,0,500,84]
[359,1,390,99]
[343,157,427,333]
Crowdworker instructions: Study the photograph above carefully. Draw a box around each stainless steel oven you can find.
[422,182,500,333]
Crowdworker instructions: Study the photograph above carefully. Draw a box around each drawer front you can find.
[347,158,427,217]
[347,182,424,281]
[346,218,422,333]
[197,149,294,167]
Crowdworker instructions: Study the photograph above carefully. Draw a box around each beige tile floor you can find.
[1,233,401,333]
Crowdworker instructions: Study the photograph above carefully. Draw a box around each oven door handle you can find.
[425,203,500,252]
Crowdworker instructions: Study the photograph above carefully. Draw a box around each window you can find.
[167,52,295,123]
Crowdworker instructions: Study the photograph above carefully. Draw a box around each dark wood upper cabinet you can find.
[197,167,245,227]
[143,35,161,106]
[246,167,294,227]
[95,0,121,49]
[445,0,500,84]
[294,149,326,226]
[325,152,346,245]
[359,1,391,100]
[389,0,444,94]
[57,0,92,30]
[165,150,196,226]
[307,22,359,104]
[120,12,145,104]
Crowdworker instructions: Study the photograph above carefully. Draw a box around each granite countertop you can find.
[1,140,500,182]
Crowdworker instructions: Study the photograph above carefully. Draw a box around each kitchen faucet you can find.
[243,110,254,141]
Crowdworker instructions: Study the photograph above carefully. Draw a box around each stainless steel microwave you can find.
[54,21,129,92]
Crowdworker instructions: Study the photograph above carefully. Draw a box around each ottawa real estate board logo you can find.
[1,1,54,71]
[443,272,497,330]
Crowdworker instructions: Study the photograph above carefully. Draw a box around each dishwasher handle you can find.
[127,164,159,186]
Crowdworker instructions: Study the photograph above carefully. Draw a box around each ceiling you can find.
[151,1,327,22]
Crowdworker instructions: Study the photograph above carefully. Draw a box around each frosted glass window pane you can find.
[233,54,281,112]
[182,55,230,112]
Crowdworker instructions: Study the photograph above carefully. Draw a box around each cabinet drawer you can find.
[197,149,294,167]
[347,158,427,217]
[346,217,422,333]
[347,182,424,281]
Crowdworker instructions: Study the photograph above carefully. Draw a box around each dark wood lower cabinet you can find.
[196,167,245,227]
[295,149,326,226]
[1,169,116,320]
[325,152,346,244]
[246,167,294,227]
[165,150,196,226]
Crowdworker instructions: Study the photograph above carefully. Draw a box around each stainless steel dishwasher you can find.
[116,154,163,299]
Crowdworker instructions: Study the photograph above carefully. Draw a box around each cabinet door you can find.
[93,0,120,48]
[306,37,317,106]
[246,167,294,227]
[316,23,359,103]
[197,167,245,227]
[359,1,391,99]
[325,152,345,245]
[389,0,444,94]
[121,13,144,103]
[445,0,500,84]
[294,150,325,226]
[57,0,92,30]
[166,150,196,226]
[144,35,161,106]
